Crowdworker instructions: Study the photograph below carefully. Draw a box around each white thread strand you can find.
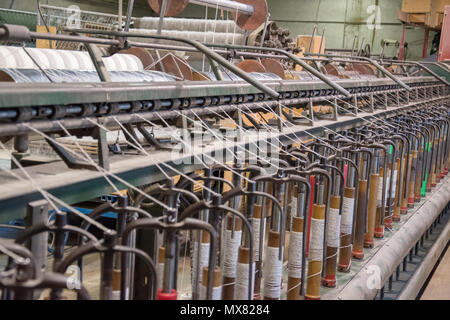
[200,284,222,300]
[157,262,164,289]
[326,208,341,248]
[288,231,303,278]
[263,246,283,299]
[235,262,255,300]
[309,218,325,261]
[191,241,210,288]
[252,217,264,261]
[221,229,242,278]
[341,197,355,236]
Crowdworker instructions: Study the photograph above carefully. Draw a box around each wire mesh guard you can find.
[38,4,130,50]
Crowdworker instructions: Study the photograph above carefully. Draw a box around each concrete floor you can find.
[421,244,450,300]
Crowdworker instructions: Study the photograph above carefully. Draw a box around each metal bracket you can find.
[45,136,97,171]
[136,123,174,151]
[25,200,49,300]
[83,43,111,82]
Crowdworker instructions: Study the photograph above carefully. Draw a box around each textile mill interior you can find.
[0,0,450,304]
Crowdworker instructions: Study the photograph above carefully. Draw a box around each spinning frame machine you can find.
[0,0,449,301]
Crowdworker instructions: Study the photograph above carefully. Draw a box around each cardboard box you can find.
[431,0,450,13]
[36,25,57,49]
[402,0,450,13]
[296,35,325,54]
[402,0,432,13]
[426,11,444,27]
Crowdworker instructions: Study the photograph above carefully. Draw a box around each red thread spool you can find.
[157,288,177,300]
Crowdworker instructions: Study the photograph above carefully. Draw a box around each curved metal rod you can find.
[15,223,98,245]
[121,217,218,300]
[178,199,255,300]
[303,52,412,91]
[0,272,91,300]
[202,43,352,98]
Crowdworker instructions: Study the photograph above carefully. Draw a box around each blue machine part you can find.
[0,219,25,240]
[0,196,118,253]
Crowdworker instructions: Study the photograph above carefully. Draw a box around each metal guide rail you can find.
[0,20,449,300]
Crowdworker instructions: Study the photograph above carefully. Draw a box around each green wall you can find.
[3,0,435,60]
[4,0,153,16]
[265,0,435,60]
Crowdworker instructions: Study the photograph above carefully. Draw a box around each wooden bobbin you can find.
[264,182,274,219]
[305,204,325,300]
[157,246,165,288]
[238,246,250,265]
[436,138,442,182]
[158,246,165,264]
[261,58,286,79]
[407,150,418,208]
[384,163,395,229]
[286,184,298,230]
[155,54,194,81]
[338,186,356,272]
[322,63,342,78]
[287,216,304,300]
[347,63,376,77]
[322,196,340,288]
[147,0,189,16]
[202,228,210,244]
[232,0,269,31]
[253,203,263,300]
[393,158,402,222]
[222,214,242,300]
[444,147,450,175]
[414,147,424,202]
[202,267,222,289]
[364,173,379,247]
[236,60,267,73]
[401,153,412,214]
[236,246,252,300]
[112,269,121,294]
[431,168,437,188]
[374,167,385,239]
[430,141,435,187]
[352,179,367,260]
[120,47,155,70]
[264,230,281,300]
[427,159,434,192]
[374,206,384,238]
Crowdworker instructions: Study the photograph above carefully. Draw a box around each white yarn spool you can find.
[191,241,210,288]
[263,246,283,299]
[391,169,398,198]
[309,218,324,261]
[341,197,355,235]
[384,169,391,206]
[234,262,255,300]
[221,229,242,278]
[289,196,297,230]
[376,176,383,207]
[326,208,341,248]
[128,29,246,46]
[157,262,164,289]
[252,217,265,261]
[0,46,144,71]
[200,284,222,300]
[136,17,244,34]
[111,291,120,300]
[288,231,303,278]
